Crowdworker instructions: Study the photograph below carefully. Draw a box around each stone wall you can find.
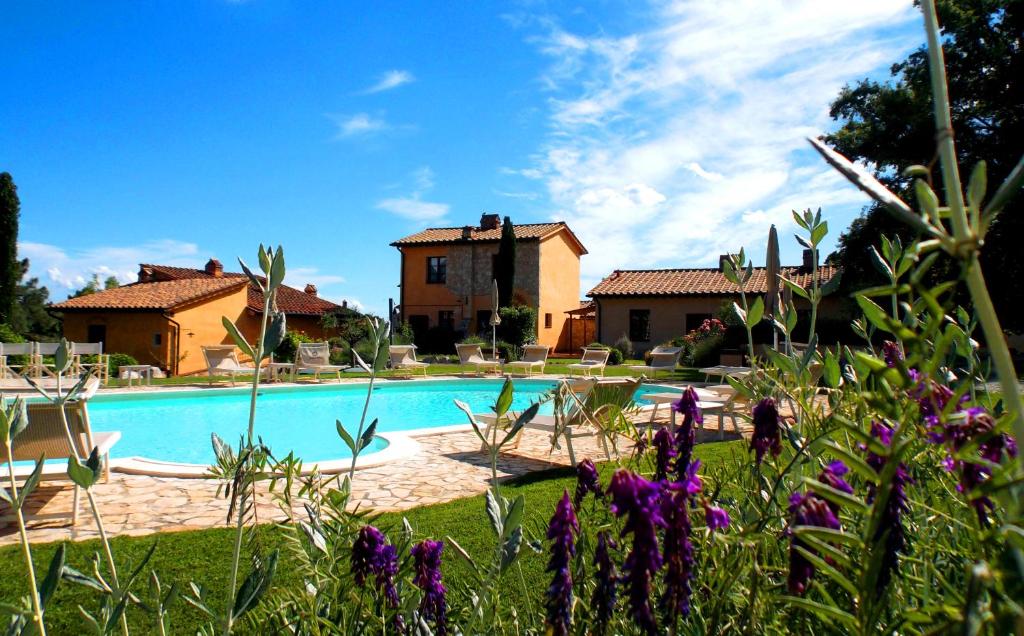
[446,242,540,304]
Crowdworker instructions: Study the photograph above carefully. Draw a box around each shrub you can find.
[460,335,486,345]
[494,340,517,362]
[106,352,138,375]
[273,330,315,363]
[613,333,633,362]
[0,322,23,343]
[392,321,415,346]
[677,318,726,366]
[497,305,537,348]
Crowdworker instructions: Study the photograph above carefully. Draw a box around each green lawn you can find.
[0,441,744,634]
[104,359,704,388]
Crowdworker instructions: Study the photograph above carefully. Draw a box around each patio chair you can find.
[201,345,258,386]
[294,342,346,382]
[503,344,549,376]
[455,343,500,375]
[628,346,683,379]
[2,399,121,526]
[71,342,110,384]
[388,345,429,376]
[0,342,35,379]
[31,342,62,379]
[476,377,642,465]
[566,347,611,377]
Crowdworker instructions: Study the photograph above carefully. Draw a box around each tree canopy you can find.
[494,216,517,307]
[0,172,19,324]
[825,0,1024,329]
[71,274,121,298]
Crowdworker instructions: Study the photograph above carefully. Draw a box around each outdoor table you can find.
[119,364,154,388]
[642,391,726,434]
[266,362,295,382]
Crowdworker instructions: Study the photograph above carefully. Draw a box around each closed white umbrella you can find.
[490,279,502,360]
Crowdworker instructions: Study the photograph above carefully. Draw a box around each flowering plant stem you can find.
[3,439,46,636]
[223,290,271,636]
[921,0,1024,459]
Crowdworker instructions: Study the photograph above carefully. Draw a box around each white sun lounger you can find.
[0,342,34,379]
[389,345,429,376]
[629,346,682,379]
[294,342,346,382]
[503,344,549,376]
[455,343,500,375]
[2,399,120,526]
[202,345,258,386]
[567,347,611,377]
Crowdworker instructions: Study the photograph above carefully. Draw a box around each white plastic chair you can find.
[455,343,500,375]
[567,347,611,377]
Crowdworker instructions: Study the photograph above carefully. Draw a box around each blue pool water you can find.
[84,379,675,465]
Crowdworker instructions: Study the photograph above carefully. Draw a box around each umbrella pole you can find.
[492,325,497,361]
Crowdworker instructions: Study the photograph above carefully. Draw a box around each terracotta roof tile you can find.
[587,265,839,297]
[136,263,343,316]
[391,222,588,254]
[53,278,247,311]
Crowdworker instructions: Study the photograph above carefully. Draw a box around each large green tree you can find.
[494,215,517,307]
[0,172,19,324]
[825,0,1024,329]
[9,258,60,340]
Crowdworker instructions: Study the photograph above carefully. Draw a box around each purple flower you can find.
[351,525,400,607]
[703,502,730,531]
[411,540,447,634]
[652,428,676,481]
[881,340,903,367]
[574,458,603,507]
[660,489,695,624]
[818,460,853,514]
[591,531,618,632]
[940,408,1015,525]
[750,398,783,464]
[609,470,666,633]
[862,421,910,590]
[671,387,704,425]
[351,525,386,586]
[787,492,841,595]
[545,491,579,636]
[671,387,702,472]
[908,371,964,420]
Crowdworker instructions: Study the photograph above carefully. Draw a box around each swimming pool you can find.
[86,379,675,466]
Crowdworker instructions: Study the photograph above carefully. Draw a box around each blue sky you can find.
[1,1,924,314]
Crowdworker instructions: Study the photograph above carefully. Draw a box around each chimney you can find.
[304,284,318,296]
[138,266,154,283]
[342,300,348,309]
[479,213,501,231]
[461,225,476,239]
[802,249,817,270]
[204,258,223,277]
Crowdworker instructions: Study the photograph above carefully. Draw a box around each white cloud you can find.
[284,267,346,290]
[17,239,203,297]
[518,0,920,290]
[376,198,450,223]
[360,69,415,94]
[329,112,388,138]
[375,166,450,224]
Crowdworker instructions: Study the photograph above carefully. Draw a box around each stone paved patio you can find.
[1,412,751,546]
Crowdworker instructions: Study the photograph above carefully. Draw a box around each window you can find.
[544,313,553,329]
[426,256,447,284]
[476,310,492,333]
[438,310,455,331]
[152,333,162,346]
[86,325,106,345]
[686,313,713,333]
[629,309,651,342]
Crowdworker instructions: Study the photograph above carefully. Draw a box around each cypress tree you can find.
[0,172,19,324]
[495,215,516,307]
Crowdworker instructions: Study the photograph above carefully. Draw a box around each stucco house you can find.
[588,252,840,354]
[391,214,588,352]
[52,259,342,375]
